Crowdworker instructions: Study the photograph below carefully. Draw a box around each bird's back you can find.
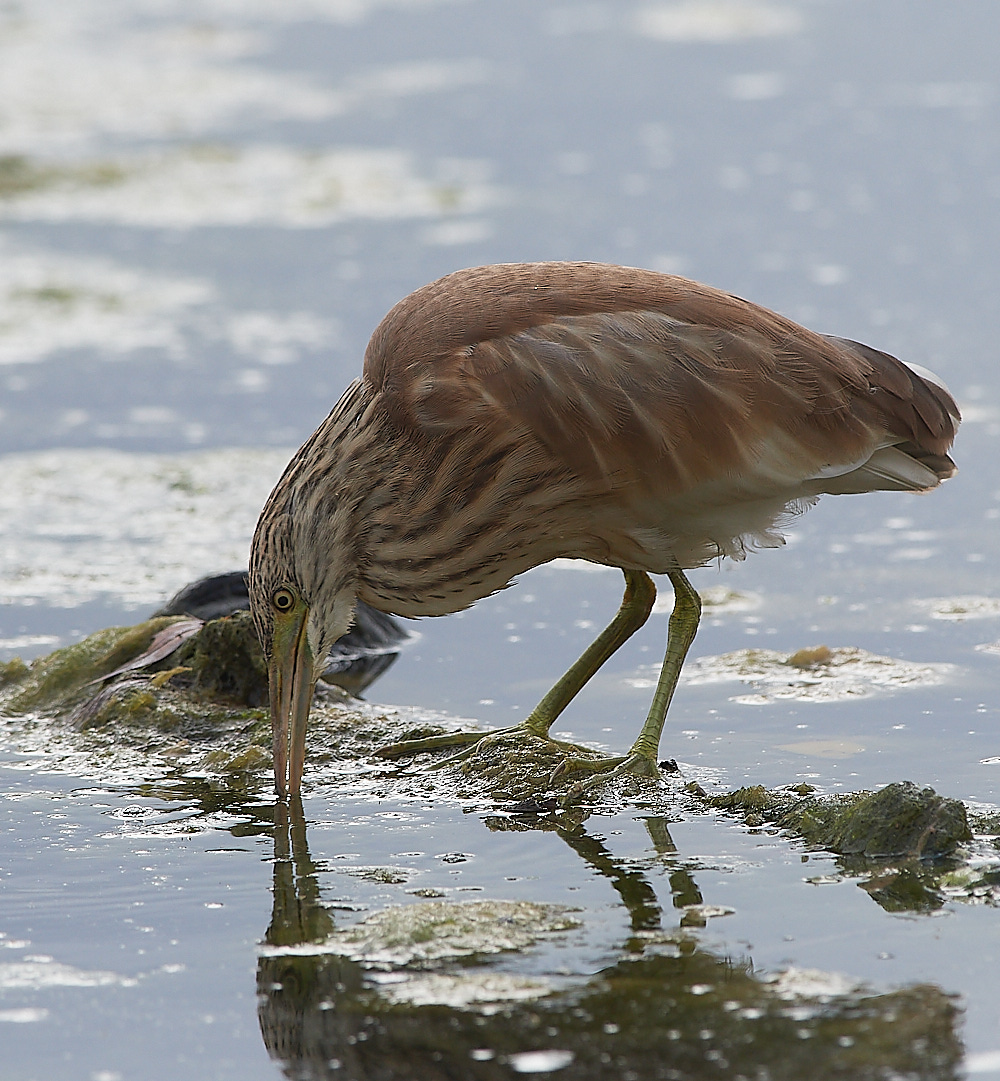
[353,263,958,588]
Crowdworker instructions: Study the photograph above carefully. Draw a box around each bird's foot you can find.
[376,722,619,801]
[375,722,672,804]
[375,722,582,766]
[554,750,663,805]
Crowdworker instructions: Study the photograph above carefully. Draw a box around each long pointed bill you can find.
[269,608,316,797]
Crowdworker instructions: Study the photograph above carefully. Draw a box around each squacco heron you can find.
[249,262,959,797]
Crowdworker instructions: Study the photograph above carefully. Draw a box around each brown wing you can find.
[364,262,959,499]
[822,336,960,485]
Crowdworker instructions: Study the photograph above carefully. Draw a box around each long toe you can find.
[559,751,663,805]
[374,728,492,759]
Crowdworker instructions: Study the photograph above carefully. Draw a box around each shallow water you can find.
[2,1,1000,1077]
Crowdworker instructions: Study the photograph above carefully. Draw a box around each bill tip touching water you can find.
[248,261,960,798]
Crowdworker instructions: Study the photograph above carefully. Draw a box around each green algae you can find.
[0,153,129,199]
[0,612,268,722]
[0,615,273,776]
[709,784,773,815]
[317,899,582,967]
[79,684,159,728]
[0,155,52,197]
[450,727,609,802]
[689,781,998,913]
[168,610,269,707]
[0,611,422,783]
[5,617,182,714]
[704,781,972,860]
[780,782,972,860]
[0,657,29,689]
[201,744,271,773]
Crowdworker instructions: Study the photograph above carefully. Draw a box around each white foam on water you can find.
[0,238,338,366]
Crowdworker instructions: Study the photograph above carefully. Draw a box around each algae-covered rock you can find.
[705,781,971,861]
[709,784,773,815]
[694,780,993,913]
[4,617,185,715]
[2,610,271,721]
[169,610,269,707]
[0,607,429,785]
[779,782,972,860]
[0,614,270,716]
[0,569,408,731]
[0,615,274,775]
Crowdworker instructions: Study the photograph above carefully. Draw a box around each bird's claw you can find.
[548,758,572,785]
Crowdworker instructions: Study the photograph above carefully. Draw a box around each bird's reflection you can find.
[257,801,964,1081]
[266,797,335,948]
[135,770,976,920]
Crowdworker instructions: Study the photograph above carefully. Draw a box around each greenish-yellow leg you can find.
[627,568,701,760]
[561,567,702,798]
[374,569,657,761]
[521,569,656,737]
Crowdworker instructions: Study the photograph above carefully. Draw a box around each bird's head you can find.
[249,469,358,797]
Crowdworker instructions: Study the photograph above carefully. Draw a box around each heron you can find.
[249,262,959,798]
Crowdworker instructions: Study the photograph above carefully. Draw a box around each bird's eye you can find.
[272,587,296,613]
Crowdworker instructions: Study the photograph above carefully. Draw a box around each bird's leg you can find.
[558,568,702,799]
[623,568,701,763]
[521,568,656,738]
[374,569,656,762]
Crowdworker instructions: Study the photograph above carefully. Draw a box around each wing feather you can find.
[364,263,959,509]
